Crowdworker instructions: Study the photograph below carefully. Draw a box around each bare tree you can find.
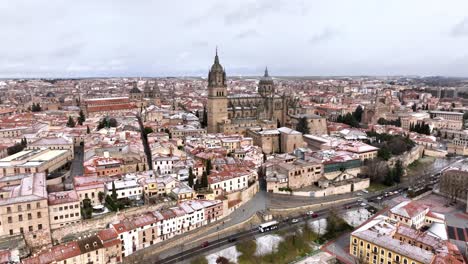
[364,158,389,184]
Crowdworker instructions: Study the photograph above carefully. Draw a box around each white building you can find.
[106,175,143,200]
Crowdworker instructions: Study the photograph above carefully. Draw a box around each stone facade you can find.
[206,51,301,135]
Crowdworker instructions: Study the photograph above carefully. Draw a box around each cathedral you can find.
[129,81,161,106]
[207,50,302,134]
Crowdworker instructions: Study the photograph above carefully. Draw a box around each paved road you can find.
[65,145,84,189]
[155,200,365,264]
[70,145,84,177]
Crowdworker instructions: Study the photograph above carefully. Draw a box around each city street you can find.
[65,145,84,188]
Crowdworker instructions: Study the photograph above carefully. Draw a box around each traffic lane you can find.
[156,202,371,264]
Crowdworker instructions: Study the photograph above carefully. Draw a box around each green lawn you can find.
[367,183,391,192]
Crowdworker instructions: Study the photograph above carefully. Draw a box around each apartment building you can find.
[389,201,429,229]
[0,127,27,138]
[74,176,106,206]
[105,176,143,201]
[208,170,249,195]
[84,157,124,177]
[28,137,74,158]
[429,111,463,121]
[111,213,159,258]
[0,148,72,177]
[265,159,323,192]
[23,234,122,264]
[0,173,51,244]
[48,190,81,229]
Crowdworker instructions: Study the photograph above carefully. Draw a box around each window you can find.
[38,224,42,230]
[27,204,31,210]
[18,215,23,221]
[7,217,12,223]
[28,213,32,220]
[37,212,41,218]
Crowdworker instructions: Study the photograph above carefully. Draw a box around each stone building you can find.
[289,114,328,135]
[129,81,161,106]
[206,50,301,135]
[47,190,81,229]
[0,173,51,248]
[362,89,398,125]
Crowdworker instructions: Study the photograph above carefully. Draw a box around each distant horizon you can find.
[1,74,468,80]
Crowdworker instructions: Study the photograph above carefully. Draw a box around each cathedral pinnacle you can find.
[214,46,219,64]
[264,67,269,77]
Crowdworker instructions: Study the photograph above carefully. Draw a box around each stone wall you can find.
[311,179,369,197]
[51,201,175,244]
[388,145,424,167]
[423,149,447,158]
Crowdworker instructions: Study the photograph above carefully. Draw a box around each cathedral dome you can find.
[208,48,226,87]
[259,67,273,85]
[130,82,141,93]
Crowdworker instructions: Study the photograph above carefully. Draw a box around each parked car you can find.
[201,241,210,248]
[228,237,237,243]
[306,210,315,215]
[360,203,367,207]
[291,218,299,224]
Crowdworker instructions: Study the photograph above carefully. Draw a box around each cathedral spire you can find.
[264,66,269,77]
[214,46,219,64]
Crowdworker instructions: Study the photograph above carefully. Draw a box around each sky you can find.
[1,0,468,78]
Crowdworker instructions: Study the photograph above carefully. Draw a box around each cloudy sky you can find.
[1,0,468,78]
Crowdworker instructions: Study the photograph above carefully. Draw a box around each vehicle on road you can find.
[227,237,237,243]
[362,189,369,194]
[259,221,279,233]
[201,241,210,248]
[306,211,318,218]
[376,196,382,200]
[360,203,367,207]
[357,199,364,202]
[291,218,299,224]
[356,192,363,196]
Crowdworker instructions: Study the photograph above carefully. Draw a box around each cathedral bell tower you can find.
[207,48,228,133]
[258,67,274,97]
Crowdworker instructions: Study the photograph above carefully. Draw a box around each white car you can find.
[291,218,299,224]
[360,203,367,207]
[306,210,315,215]
[356,193,363,196]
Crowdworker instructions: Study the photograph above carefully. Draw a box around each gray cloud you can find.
[235,29,260,40]
[0,0,468,77]
[451,17,468,37]
[309,28,338,45]
[224,0,279,25]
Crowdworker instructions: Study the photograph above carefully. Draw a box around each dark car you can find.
[228,237,237,243]
[201,241,210,248]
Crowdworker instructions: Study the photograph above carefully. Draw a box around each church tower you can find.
[258,67,274,97]
[207,49,228,133]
